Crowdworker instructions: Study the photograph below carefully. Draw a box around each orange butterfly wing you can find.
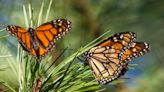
[6,25,33,53]
[34,19,71,60]
[82,32,136,84]
[6,19,71,61]
[98,32,136,54]
[119,42,150,76]
[121,42,150,62]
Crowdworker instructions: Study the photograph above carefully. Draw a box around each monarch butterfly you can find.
[82,32,150,84]
[6,19,71,61]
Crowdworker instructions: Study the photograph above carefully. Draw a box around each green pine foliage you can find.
[0,0,163,92]
[0,0,102,91]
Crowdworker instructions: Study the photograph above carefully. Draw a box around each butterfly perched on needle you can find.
[6,19,71,62]
[82,32,150,84]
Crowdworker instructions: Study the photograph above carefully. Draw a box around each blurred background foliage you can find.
[0,0,164,92]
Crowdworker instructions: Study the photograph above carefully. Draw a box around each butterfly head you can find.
[28,27,34,31]
[28,28,36,37]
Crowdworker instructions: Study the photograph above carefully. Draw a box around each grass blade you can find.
[37,2,44,26]
[0,80,16,92]
[23,5,29,28]
[45,0,53,22]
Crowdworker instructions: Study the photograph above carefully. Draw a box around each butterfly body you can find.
[6,19,71,61]
[82,32,150,84]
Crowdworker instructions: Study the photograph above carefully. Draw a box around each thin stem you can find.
[37,2,44,26]
[0,55,12,58]
[23,5,29,28]
[55,51,80,91]
[45,0,53,22]
[0,81,17,92]
[0,35,9,39]
[83,30,111,49]
[46,47,68,72]
[0,28,6,32]
[28,3,33,27]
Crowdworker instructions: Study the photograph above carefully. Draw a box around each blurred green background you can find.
[0,0,164,92]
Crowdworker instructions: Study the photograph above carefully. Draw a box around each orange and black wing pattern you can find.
[6,25,33,53]
[35,19,71,50]
[33,19,71,60]
[118,42,150,76]
[121,42,150,63]
[97,32,136,61]
[83,46,123,84]
[6,19,71,61]
[82,32,136,84]
[98,32,136,48]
